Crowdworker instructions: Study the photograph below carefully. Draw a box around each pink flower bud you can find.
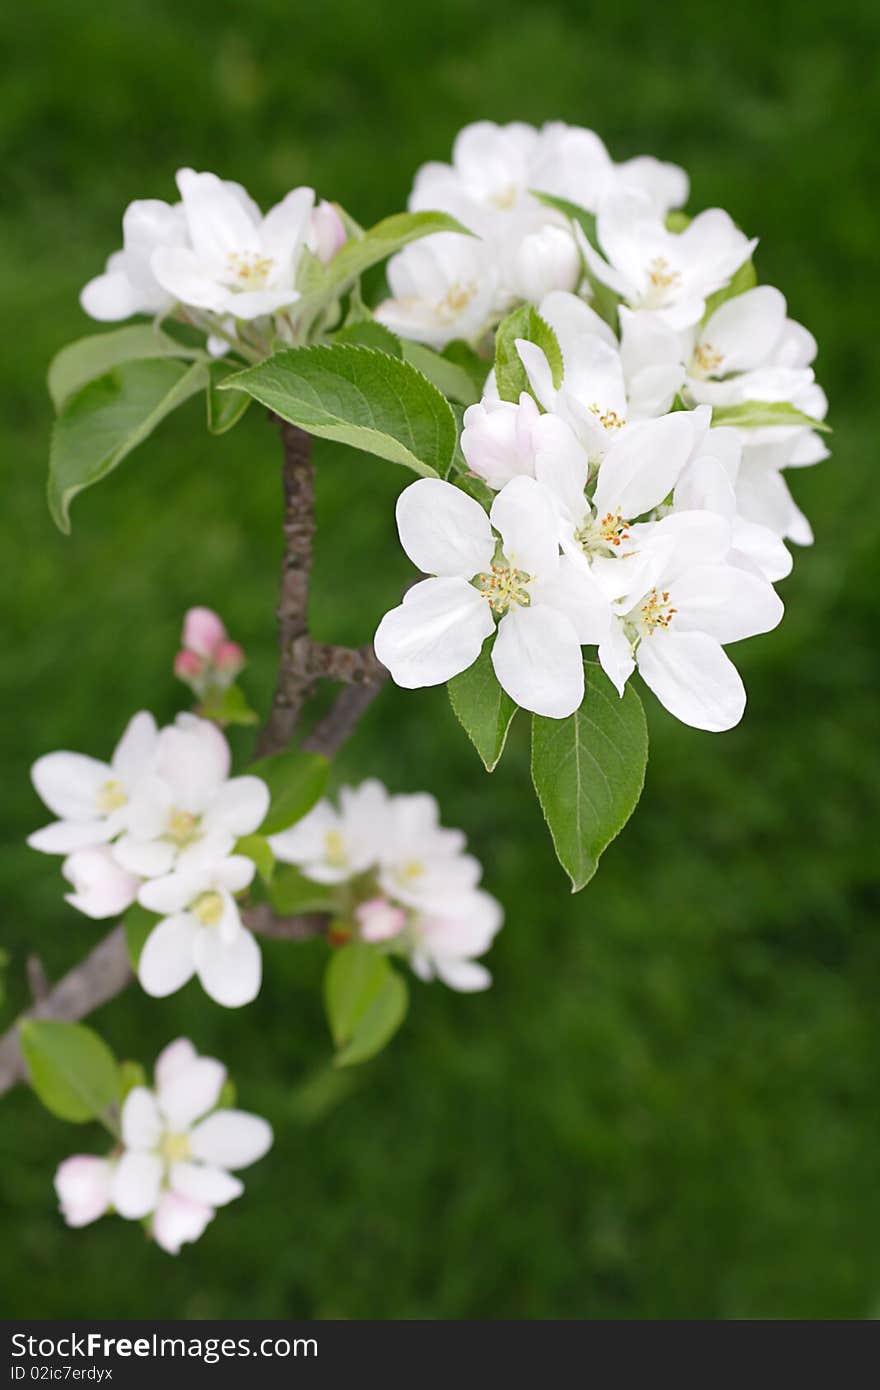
[309,200,347,265]
[356,896,406,943]
[182,606,227,658]
[54,1155,113,1228]
[174,649,206,682]
[213,640,245,676]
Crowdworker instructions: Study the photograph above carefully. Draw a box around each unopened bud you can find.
[356,896,406,943]
[213,640,245,677]
[309,200,347,266]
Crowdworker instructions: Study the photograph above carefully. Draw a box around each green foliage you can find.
[532,190,599,247]
[324,943,409,1067]
[48,325,206,412]
[711,400,830,432]
[494,304,563,403]
[206,361,253,434]
[19,1021,120,1124]
[118,1059,147,1099]
[330,320,403,355]
[220,344,456,477]
[447,643,517,771]
[305,210,470,308]
[234,834,276,885]
[249,748,329,836]
[123,903,159,969]
[531,664,648,891]
[703,258,758,317]
[198,682,259,726]
[269,865,338,916]
[401,341,485,405]
[48,358,208,532]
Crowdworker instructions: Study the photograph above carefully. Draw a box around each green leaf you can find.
[703,258,757,318]
[531,190,599,249]
[220,345,455,477]
[19,1020,120,1123]
[206,361,253,434]
[531,663,648,892]
[48,325,206,412]
[269,864,338,916]
[217,1078,237,1109]
[118,1060,147,1100]
[710,400,830,433]
[48,358,208,532]
[123,902,159,969]
[199,682,259,726]
[249,748,329,836]
[234,834,275,885]
[494,304,563,403]
[401,341,484,405]
[531,191,620,330]
[316,210,471,301]
[665,210,692,233]
[324,944,408,1068]
[448,643,517,772]
[330,320,403,356]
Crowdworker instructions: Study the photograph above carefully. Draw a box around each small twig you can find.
[304,677,387,758]
[26,954,50,1003]
[241,903,328,941]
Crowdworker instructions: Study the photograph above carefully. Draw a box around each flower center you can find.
[399,858,425,881]
[160,1132,191,1164]
[588,403,626,433]
[437,282,477,322]
[574,508,630,559]
[638,587,677,635]
[166,809,200,847]
[323,828,347,867]
[490,184,518,210]
[692,341,724,377]
[226,250,275,290]
[192,891,224,927]
[473,560,532,616]
[642,256,681,307]
[95,778,127,814]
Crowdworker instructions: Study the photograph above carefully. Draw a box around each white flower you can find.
[28,712,158,855]
[407,889,503,992]
[136,856,261,1007]
[375,233,498,349]
[110,1038,272,1255]
[735,437,816,546]
[269,779,390,883]
[355,897,407,943]
[61,846,140,920]
[578,189,756,330]
[151,168,315,321]
[113,714,269,879]
[683,287,819,412]
[377,792,480,912]
[461,390,579,490]
[80,201,187,321]
[54,1155,115,1228]
[596,512,784,731]
[374,476,609,718]
[507,224,581,304]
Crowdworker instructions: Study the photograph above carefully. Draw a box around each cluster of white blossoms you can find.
[270,780,503,991]
[81,166,346,353]
[54,1038,272,1254]
[374,122,827,732]
[28,711,270,1006]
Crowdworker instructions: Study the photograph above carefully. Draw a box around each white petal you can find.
[138,914,199,998]
[515,340,556,411]
[111,711,158,785]
[491,605,584,717]
[154,1039,198,1091]
[260,185,315,266]
[193,925,262,1008]
[395,478,494,578]
[113,835,176,878]
[31,752,110,821]
[189,1110,273,1170]
[151,246,229,313]
[54,1155,113,1228]
[489,475,560,577]
[138,869,206,915]
[531,555,612,644]
[598,622,636,696]
[151,1191,214,1255]
[120,1086,162,1151]
[62,847,139,920]
[374,578,494,688]
[176,167,260,262]
[201,776,270,838]
[434,958,493,991]
[158,1057,227,1131]
[80,269,145,321]
[28,820,113,854]
[636,630,746,732]
[594,412,695,519]
[170,1160,243,1207]
[215,855,257,894]
[111,1150,163,1220]
[698,286,787,374]
[672,565,784,644]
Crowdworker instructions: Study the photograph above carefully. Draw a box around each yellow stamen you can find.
[474,562,532,615]
[166,809,199,847]
[95,778,127,814]
[226,251,275,290]
[639,588,677,634]
[160,1132,191,1163]
[192,891,224,927]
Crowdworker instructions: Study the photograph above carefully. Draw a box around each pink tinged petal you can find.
[309,199,347,264]
[374,577,495,688]
[599,622,636,696]
[356,897,407,943]
[395,478,494,578]
[28,819,113,854]
[189,1110,273,1170]
[636,630,746,732]
[80,269,145,321]
[120,1086,163,1150]
[158,1057,227,1131]
[154,1038,198,1091]
[170,1160,243,1207]
[112,1150,163,1220]
[201,776,270,838]
[30,752,111,821]
[671,565,784,644]
[62,848,139,920]
[182,607,227,657]
[151,1191,214,1255]
[193,925,262,1008]
[489,475,560,577]
[138,915,199,998]
[434,958,492,992]
[491,605,584,718]
[594,412,696,520]
[54,1155,113,1228]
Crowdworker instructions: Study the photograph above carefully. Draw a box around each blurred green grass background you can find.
[1,0,878,1320]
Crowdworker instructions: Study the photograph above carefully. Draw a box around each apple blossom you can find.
[54,1155,115,1229]
[28,711,158,855]
[577,189,756,330]
[174,606,245,697]
[374,475,609,717]
[406,890,503,992]
[507,224,581,305]
[375,232,499,350]
[269,778,391,884]
[80,199,187,321]
[112,714,269,879]
[136,856,261,1007]
[61,845,140,921]
[150,168,316,321]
